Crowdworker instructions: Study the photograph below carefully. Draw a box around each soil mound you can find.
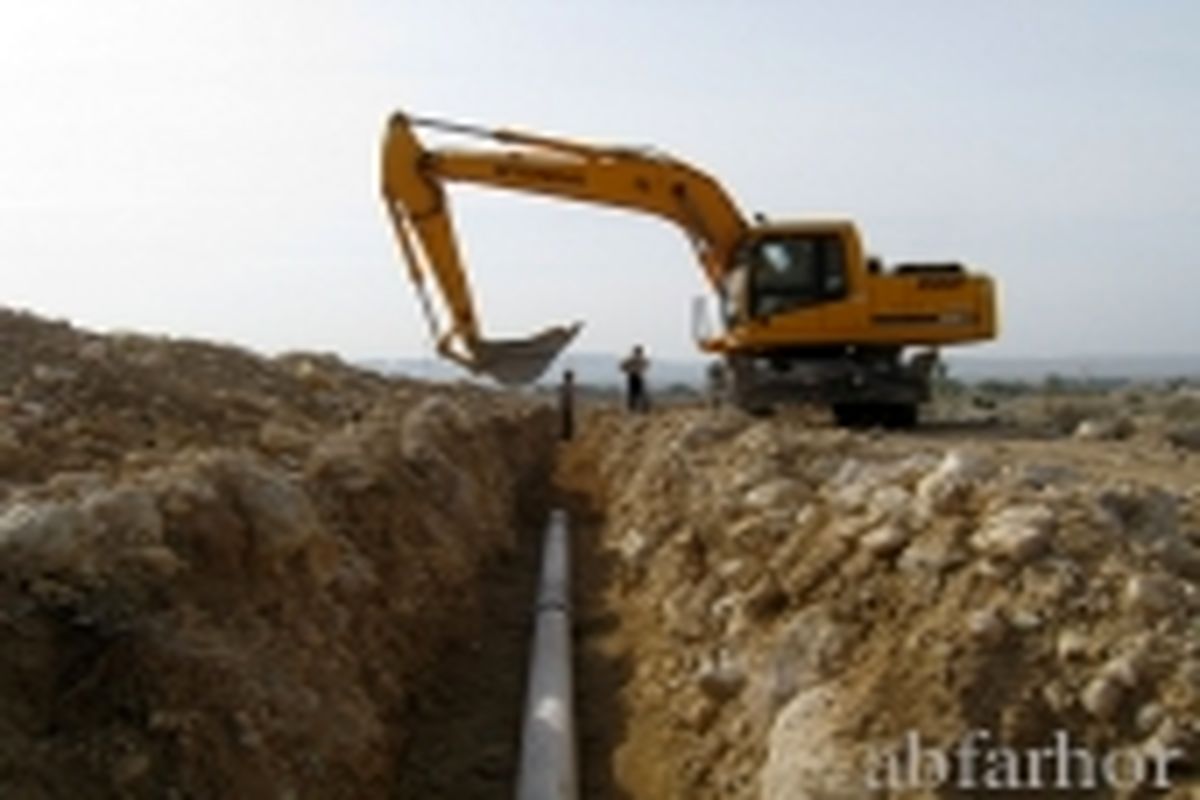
[0,309,554,798]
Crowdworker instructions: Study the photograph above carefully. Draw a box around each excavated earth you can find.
[0,309,554,798]
[565,409,1200,799]
[4,306,1200,799]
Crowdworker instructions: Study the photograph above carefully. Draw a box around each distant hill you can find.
[362,352,712,388]
[363,352,1200,388]
[945,354,1200,383]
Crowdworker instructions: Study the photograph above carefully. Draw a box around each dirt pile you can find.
[0,309,401,488]
[0,309,555,798]
[567,408,1200,799]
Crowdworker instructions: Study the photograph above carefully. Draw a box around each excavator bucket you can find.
[463,323,582,385]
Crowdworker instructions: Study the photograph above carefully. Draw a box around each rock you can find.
[897,530,968,574]
[884,453,940,488]
[916,450,988,512]
[257,420,311,455]
[1148,538,1200,581]
[1009,609,1041,631]
[1136,703,1167,736]
[1074,417,1134,441]
[660,584,710,641]
[219,458,322,559]
[1097,485,1180,541]
[401,395,468,462]
[1100,653,1141,689]
[80,487,163,548]
[616,527,651,566]
[306,435,378,493]
[77,339,108,363]
[0,501,89,569]
[1166,425,1200,452]
[696,654,746,703]
[118,545,187,578]
[761,686,861,800]
[792,503,825,536]
[1177,660,1200,691]
[1124,574,1180,616]
[1041,681,1072,713]
[290,358,334,389]
[1081,674,1125,719]
[827,485,869,515]
[31,363,77,385]
[765,609,847,714]
[1018,463,1078,489]
[825,458,866,492]
[728,515,783,557]
[676,414,744,450]
[966,607,1008,646]
[1056,630,1090,663]
[1144,716,1197,758]
[861,522,911,557]
[744,478,804,511]
[867,485,911,523]
[971,504,1055,563]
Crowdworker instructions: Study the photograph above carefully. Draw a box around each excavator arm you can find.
[381,111,750,384]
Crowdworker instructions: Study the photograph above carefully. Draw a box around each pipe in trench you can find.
[515,509,578,800]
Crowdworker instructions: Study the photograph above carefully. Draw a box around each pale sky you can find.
[1,1,1197,362]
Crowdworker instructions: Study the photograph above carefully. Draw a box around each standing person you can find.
[558,369,576,441]
[620,345,650,413]
[706,360,728,409]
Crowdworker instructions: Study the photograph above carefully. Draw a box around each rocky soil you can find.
[564,408,1200,798]
[5,306,1200,799]
[0,309,554,798]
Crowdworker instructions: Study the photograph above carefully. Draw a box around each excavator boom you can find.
[381,111,749,383]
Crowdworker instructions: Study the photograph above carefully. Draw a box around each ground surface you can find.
[4,307,1200,799]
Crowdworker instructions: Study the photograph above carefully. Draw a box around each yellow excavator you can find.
[381,111,997,426]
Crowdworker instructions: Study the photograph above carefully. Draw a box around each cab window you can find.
[749,234,847,317]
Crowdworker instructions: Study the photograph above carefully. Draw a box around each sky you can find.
[1,1,1197,363]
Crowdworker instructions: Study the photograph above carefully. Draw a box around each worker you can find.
[706,361,728,408]
[559,369,576,441]
[620,345,650,413]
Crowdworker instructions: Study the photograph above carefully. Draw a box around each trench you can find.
[391,432,637,800]
[390,515,541,798]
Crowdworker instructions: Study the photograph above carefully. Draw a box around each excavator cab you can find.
[741,231,850,319]
[717,225,858,327]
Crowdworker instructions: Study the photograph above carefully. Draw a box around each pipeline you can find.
[515,509,578,800]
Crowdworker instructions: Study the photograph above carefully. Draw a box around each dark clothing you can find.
[620,347,650,413]
[559,371,576,440]
[559,386,575,440]
[626,372,648,413]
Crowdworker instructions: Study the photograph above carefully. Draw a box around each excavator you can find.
[381,111,997,427]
